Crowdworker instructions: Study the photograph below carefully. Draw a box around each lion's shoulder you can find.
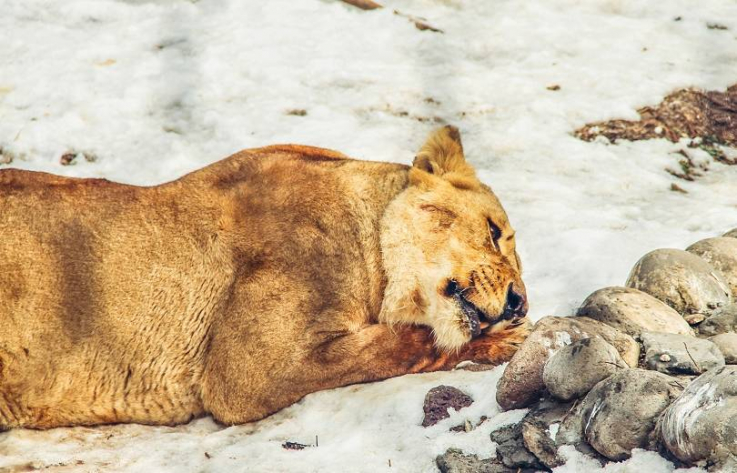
[182,143,409,192]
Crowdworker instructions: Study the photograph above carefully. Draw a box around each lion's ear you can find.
[411,125,479,189]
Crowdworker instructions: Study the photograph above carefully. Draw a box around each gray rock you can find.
[698,305,737,336]
[625,249,732,321]
[520,400,574,469]
[436,448,531,473]
[580,369,683,461]
[422,386,473,427]
[555,401,585,447]
[577,286,693,338]
[543,338,625,401]
[555,399,607,464]
[711,455,737,473]
[490,422,544,470]
[659,366,737,465]
[670,374,698,389]
[687,237,737,295]
[641,331,724,375]
[709,333,737,364]
[496,316,640,411]
[724,228,737,239]
[455,362,496,372]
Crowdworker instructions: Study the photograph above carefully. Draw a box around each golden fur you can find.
[0,126,529,429]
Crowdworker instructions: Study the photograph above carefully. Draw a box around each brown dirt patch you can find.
[575,85,737,175]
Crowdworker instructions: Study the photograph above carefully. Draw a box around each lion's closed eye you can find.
[420,204,456,229]
[487,218,501,251]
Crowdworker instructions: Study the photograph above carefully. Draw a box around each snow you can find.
[555,447,706,473]
[2,0,737,471]
[0,368,528,472]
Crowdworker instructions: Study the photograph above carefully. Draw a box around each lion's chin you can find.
[430,312,489,352]
[453,293,482,338]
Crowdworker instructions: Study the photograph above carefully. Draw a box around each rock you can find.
[436,448,528,473]
[684,313,706,325]
[520,400,574,469]
[576,286,693,338]
[698,305,737,336]
[496,316,639,410]
[580,369,683,461]
[687,237,737,295]
[641,331,724,375]
[490,422,544,470]
[554,400,608,465]
[422,386,473,427]
[709,333,737,364]
[724,228,737,239]
[659,366,737,465]
[713,455,737,473]
[625,249,732,321]
[543,338,626,401]
[455,361,496,372]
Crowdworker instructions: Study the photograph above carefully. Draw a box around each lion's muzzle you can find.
[452,292,483,337]
[502,283,528,320]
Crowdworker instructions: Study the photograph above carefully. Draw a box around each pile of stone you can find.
[437,229,737,473]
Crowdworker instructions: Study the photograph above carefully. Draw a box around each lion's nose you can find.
[503,283,528,319]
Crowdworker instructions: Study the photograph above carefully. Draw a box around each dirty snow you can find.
[1,0,737,471]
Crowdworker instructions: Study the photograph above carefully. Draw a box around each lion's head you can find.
[380,126,527,351]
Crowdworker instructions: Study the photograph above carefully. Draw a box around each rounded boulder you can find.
[709,332,737,364]
[625,248,732,321]
[581,369,683,461]
[495,316,639,411]
[698,305,737,336]
[687,237,737,295]
[660,366,737,466]
[543,337,625,401]
[641,331,724,375]
[577,286,693,338]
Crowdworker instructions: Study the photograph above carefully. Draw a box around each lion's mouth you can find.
[452,292,490,338]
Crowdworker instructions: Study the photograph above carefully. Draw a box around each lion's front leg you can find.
[457,318,531,365]
[202,320,529,425]
[317,319,531,378]
[202,323,460,425]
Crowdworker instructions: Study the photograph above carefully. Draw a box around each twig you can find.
[338,0,443,33]
[340,0,382,10]
[393,10,444,33]
[683,342,701,372]
[560,399,580,424]
[671,379,686,389]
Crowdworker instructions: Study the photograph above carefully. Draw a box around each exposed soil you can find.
[575,85,737,178]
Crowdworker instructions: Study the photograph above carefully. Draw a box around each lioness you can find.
[0,126,528,429]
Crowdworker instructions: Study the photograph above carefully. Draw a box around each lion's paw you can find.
[462,318,531,365]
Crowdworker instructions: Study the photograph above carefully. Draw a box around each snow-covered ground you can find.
[1,0,736,471]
